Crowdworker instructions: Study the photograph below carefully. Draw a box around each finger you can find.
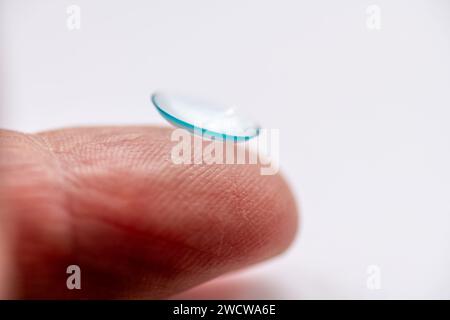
[0,126,298,299]
[0,217,13,299]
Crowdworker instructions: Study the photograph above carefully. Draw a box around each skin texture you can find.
[0,126,298,299]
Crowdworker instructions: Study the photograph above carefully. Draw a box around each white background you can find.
[1,0,449,299]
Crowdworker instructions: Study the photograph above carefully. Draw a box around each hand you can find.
[0,126,298,299]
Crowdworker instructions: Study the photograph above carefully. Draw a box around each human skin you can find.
[0,126,298,299]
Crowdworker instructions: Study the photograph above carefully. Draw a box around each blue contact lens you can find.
[151,92,260,141]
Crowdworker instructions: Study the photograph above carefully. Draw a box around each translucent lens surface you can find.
[151,92,260,141]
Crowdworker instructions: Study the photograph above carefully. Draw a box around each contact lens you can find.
[151,92,260,141]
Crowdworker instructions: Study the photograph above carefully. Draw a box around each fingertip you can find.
[20,126,299,298]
